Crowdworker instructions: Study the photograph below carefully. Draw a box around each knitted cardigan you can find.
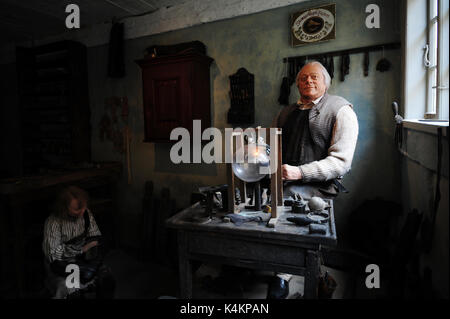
[273,93,359,182]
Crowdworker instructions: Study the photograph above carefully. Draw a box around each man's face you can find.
[297,64,327,101]
[68,198,86,217]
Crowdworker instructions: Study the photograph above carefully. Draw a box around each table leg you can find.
[304,250,319,299]
[177,231,192,298]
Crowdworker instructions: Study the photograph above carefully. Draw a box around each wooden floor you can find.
[103,250,362,299]
[3,248,388,299]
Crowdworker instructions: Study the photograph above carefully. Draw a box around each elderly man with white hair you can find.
[268,61,359,299]
[273,60,359,200]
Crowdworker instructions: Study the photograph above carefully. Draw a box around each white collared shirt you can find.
[297,95,324,109]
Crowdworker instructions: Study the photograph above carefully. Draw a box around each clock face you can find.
[291,5,335,45]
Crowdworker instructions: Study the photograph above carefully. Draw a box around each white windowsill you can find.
[403,119,449,136]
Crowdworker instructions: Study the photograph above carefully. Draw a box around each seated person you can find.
[42,186,115,299]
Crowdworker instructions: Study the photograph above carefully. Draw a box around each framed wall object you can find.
[290,3,336,47]
[227,68,254,126]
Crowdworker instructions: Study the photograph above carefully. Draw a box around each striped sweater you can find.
[42,210,101,263]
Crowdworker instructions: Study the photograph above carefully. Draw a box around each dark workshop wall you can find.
[86,0,402,248]
[0,63,22,178]
[400,128,449,298]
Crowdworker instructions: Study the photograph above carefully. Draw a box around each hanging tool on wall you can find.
[321,55,334,82]
[278,61,291,105]
[289,58,295,83]
[282,42,400,86]
[340,53,350,81]
[364,51,370,77]
[344,54,350,77]
[391,101,403,149]
[278,57,306,105]
[328,56,334,80]
[376,46,391,72]
[288,57,306,84]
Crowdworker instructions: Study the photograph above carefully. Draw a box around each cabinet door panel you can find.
[143,64,191,141]
[154,78,179,122]
[137,54,212,142]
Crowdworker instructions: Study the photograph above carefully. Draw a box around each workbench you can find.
[166,200,337,299]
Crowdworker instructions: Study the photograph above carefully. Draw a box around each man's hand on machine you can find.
[282,164,302,180]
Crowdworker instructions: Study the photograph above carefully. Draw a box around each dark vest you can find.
[276,93,352,161]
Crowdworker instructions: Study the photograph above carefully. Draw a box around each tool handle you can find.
[392,101,399,116]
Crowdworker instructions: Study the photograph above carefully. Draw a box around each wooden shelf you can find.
[16,41,90,174]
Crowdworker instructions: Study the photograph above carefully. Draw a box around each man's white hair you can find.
[296,61,331,90]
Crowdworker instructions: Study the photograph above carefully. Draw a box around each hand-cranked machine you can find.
[198,127,331,229]
[196,127,283,227]
[226,127,283,227]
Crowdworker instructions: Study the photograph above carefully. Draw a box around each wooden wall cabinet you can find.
[136,53,213,142]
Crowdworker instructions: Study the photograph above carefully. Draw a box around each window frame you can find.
[403,0,448,123]
[425,0,448,120]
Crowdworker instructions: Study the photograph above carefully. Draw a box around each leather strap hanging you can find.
[64,211,91,245]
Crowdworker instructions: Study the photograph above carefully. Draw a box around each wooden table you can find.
[166,200,337,299]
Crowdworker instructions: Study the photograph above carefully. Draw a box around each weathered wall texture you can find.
[87,0,402,246]
[401,128,449,298]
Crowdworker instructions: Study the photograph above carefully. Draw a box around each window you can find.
[424,0,448,119]
[403,0,449,122]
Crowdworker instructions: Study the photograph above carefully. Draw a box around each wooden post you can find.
[227,132,244,213]
[237,178,246,206]
[277,130,283,205]
[267,128,283,228]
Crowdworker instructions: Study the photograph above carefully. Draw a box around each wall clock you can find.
[291,4,336,47]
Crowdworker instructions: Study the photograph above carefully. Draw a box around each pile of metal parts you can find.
[284,194,331,235]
